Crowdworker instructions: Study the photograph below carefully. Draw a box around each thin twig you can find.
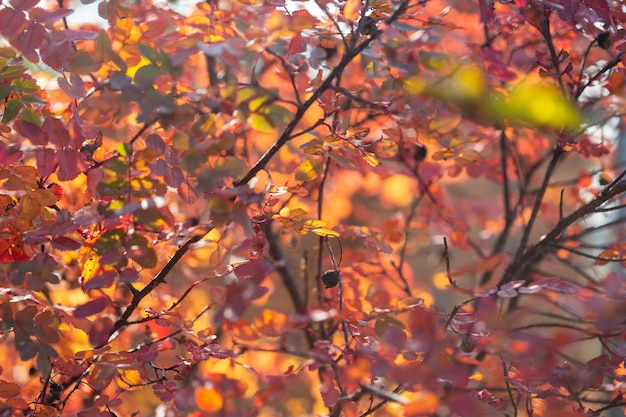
[101,229,212,347]
[233,0,413,187]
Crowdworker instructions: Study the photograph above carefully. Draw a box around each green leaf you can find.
[68,51,101,74]
[94,229,126,254]
[2,98,21,123]
[103,157,129,174]
[96,178,129,197]
[134,64,161,89]
[117,142,131,156]
[249,113,275,133]
[19,107,41,125]
[138,43,159,63]
[264,104,292,127]
[130,177,167,197]
[0,65,26,79]
[0,82,11,101]
[11,78,38,93]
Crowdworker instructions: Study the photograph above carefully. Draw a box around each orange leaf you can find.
[195,386,224,412]
[0,380,20,398]
[403,391,440,416]
[343,0,361,20]
[454,149,480,166]
[597,248,620,265]
[362,152,380,167]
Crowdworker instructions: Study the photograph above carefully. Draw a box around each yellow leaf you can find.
[311,228,339,237]
[80,254,100,284]
[20,195,40,221]
[455,149,480,166]
[249,113,275,133]
[504,81,582,129]
[118,369,142,389]
[343,0,361,19]
[363,152,380,167]
[304,219,327,228]
[429,115,462,133]
[372,139,398,159]
[295,159,323,182]
[403,75,425,96]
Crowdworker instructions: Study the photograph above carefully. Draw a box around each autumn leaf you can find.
[295,159,323,182]
[195,386,224,412]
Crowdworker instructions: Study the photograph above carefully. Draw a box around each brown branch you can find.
[499,173,626,287]
[261,219,306,313]
[330,384,406,417]
[233,0,413,187]
[98,229,211,348]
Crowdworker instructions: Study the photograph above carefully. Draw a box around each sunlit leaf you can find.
[0,381,21,398]
[372,139,398,159]
[429,115,462,133]
[403,75,425,95]
[249,113,275,133]
[454,149,480,166]
[504,80,582,129]
[195,386,223,412]
[311,227,339,237]
[362,152,380,167]
[295,159,323,182]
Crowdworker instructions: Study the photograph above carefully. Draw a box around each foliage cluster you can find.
[1,0,626,416]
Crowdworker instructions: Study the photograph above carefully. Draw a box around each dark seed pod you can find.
[414,143,427,163]
[321,269,340,288]
[362,16,379,36]
[596,31,611,50]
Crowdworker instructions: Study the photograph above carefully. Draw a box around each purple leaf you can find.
[88,317,113,347]
[74,297,111,318]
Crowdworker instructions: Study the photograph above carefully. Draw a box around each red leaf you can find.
[57,76,75,98]
[41,35,73,71]
[82,270,117,290]
[13,21,46,63]
[0,381,20,398]
[74,297,111,318]
[478,0,494,23]
[287,33,303,55]
[233,258,275,280]
[88,317,114,347]
[177,181,198,204]
[56,148,81,181]
[36,148,56,178]
[0,7,26,38]
[582,0,610,21]
[10,0,39,10]
[15,120,47,146]
[51,236,82,251]
[29,7,73,23]
[555,0,581,21]
[43,117,71,147]
[55,29,98,42]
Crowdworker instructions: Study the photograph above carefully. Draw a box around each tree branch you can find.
[499,172,626,286]
[98,229,211,348]
[233,0,412,187]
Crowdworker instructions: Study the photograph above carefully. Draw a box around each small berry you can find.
[321,270,340,288]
